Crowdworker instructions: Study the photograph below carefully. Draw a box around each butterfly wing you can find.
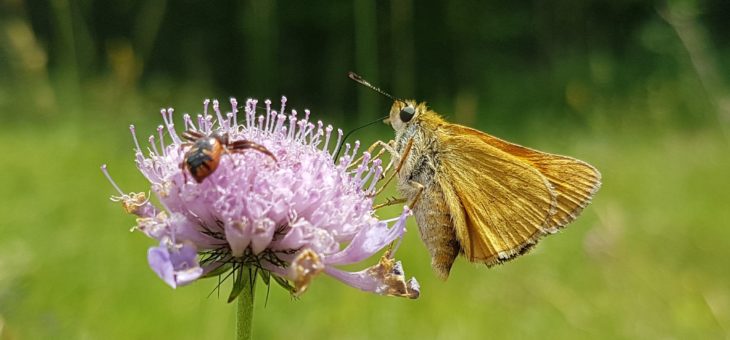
[437,123,600,266]
[436,127,557,265]
[449,124,602,232]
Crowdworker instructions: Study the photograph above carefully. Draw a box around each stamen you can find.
[247,99,258,129]
[149,135,160,156]
[213,99,225,131]
[129,125,142,154]
[257,115,265,136]
[226,112,234,134]
[203,99,210,117]
[166,108,182,144]
[311,121,324,146]
[360,165,376,190]
[366,161,383,193]
[323,125,333,152]
[183,113,195,131]
[295,119,306,142]
[288,111,298,140]
[135,152,145,169]
[354,152,371,181]
[274,114,286,134]
[160,108,169,127]
[264,99,272,133]
[332,128,343,158]
[157,125,167,156]
[101,164,125,196]
[197,114,204,131]
[204,114,213,133]
[351,140,361,159]
[244,99,253,129]
[340,143,351,165]
[302,122,315,144]
[268,104,277,133]
[280,96,287,116]
[230,98,239,128]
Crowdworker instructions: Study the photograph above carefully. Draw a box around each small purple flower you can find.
[103,97,419,299]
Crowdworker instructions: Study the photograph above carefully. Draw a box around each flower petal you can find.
[324,207,410,265]
[325,251,419,299]
[269,219,308,250]
[250,217,275,254]
[224,218,251,257]
[147,240,203,288]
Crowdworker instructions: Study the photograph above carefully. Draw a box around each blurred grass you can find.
[0,98,728,339]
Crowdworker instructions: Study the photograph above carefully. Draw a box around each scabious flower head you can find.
[103,97,419,299]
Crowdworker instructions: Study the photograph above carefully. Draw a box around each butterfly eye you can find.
[400,106,416,123]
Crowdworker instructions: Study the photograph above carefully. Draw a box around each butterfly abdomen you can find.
[412,181,461,280]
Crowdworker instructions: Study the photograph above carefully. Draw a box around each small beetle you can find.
[181,129,276,183]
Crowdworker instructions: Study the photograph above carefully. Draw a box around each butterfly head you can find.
[387,100,429,132]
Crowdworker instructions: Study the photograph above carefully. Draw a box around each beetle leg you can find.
[180,161,190,183]
[229,140,277,162]
[182,130,205,142]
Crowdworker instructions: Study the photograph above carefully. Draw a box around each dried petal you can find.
[290,248,325,295]
[326,251,420,299]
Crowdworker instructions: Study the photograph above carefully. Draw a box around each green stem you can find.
[236,269,255,340]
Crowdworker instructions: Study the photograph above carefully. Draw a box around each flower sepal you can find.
[201,262,233,279]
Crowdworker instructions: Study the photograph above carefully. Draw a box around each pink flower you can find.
[102,97,419,300]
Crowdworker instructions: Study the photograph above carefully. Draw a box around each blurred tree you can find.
[3,0,727,130]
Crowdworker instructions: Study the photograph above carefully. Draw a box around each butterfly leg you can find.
[372,180,423,210]
[379,140,399,175]
[369,138,413,198]
[371,180,421,210]
[406,180,424,209]
[348,140,390,170]
[373,197,407,210]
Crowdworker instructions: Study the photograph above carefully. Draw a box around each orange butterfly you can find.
[350,72,601,279]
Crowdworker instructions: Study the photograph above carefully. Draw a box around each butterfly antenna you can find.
[335,72,408,160]
[348,72,406,104]
[333,114,389,160]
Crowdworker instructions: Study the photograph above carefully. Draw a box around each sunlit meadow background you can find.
[2,1,730,339]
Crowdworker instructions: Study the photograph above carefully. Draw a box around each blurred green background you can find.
[1,0,729,339]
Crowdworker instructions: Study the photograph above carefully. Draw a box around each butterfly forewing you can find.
[437,128,558,265]
[451,125,602,232]
[437,123,601,266]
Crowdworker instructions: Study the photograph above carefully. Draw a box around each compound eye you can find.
[399,106,415,123]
